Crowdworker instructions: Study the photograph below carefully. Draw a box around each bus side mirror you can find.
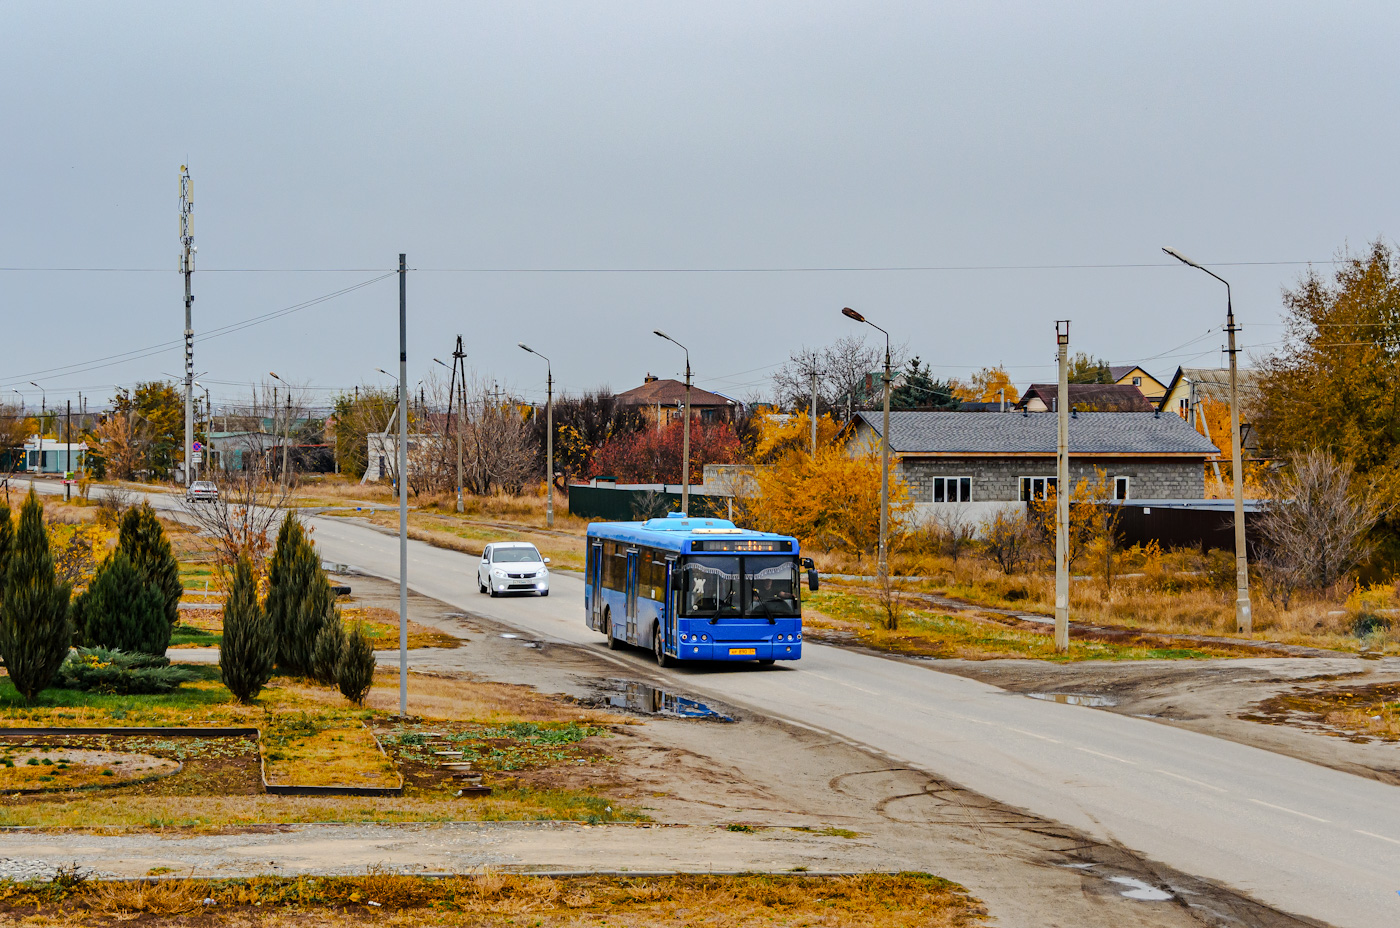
[808,569,819,592]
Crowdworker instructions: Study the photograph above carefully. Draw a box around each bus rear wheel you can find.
[603,611,623,650]
[653,626,671,668]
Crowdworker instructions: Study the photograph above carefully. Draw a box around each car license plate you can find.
[729,648,756,656]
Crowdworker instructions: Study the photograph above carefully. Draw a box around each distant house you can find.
[616,375,738,424]
[1017,383,1156,413]
[1109,365,1168,401]
[1156,366,1263,458]
[21,436,88,474]
[849,410,1219,521]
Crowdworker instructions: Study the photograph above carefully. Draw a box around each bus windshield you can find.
[678,555,799,619]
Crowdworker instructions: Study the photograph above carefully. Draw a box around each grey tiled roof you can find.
[855,411,1219,456]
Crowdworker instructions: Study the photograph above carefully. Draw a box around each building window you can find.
[932,476,971,502]
[1113,476,1130,500]
[1019,476,1058,501]
[1178,398,1189,418]
[1132,376,1142,386]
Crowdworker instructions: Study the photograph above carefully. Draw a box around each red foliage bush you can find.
[590,420,741,484]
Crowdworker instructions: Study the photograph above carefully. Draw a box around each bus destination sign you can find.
[690,539,793,553]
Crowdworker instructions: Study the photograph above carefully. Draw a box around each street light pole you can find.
[653,331,692,516]
[841,308,892,587]
[519,344,554,528]
[269,373,291,489]
[397,254,409,718]
[29,383,44,438]
[1163,247,1253,634]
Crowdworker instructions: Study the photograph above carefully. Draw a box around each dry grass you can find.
[0,788,637,829]
[806,591,1245,661]
[811,543,1394,655]
[261,720,399,789]
[0,872,986,927]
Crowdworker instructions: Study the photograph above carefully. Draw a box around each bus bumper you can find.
[676,641,801,661]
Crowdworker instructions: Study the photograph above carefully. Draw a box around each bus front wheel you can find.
[653,626,671,668]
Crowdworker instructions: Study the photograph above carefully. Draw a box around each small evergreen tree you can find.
[220,554,275,703]
[0,500,13,588]
[117,504,183,628]
[266,513,333,676]
[0,491,73,703]
[77,550,169,655]
[311,611,347,685]
[337,623,376,705]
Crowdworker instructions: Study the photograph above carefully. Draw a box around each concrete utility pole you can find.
[397,254,409,718]
[1163,247,1252,634]
[519,343,554,528]
[64,400,71,502]
[180,166,195,489]
[653,330,692,515]
[842,307,892,588]
[1054,321,1071,653]
[811,369,819,457]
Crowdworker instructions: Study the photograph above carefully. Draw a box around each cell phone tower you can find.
[179,165,195,486]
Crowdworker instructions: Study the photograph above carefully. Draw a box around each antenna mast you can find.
[180,165,195,486]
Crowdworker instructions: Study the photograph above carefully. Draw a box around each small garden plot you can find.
[262,715,400,789]
[341,605,462,649]
[0,747,179,791]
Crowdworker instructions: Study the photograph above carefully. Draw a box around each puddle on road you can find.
[1027,692,1117,708]
[594,680,733,722]
[1107,877,1173,901]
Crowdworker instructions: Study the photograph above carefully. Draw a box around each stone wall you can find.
[899,456,1205,501]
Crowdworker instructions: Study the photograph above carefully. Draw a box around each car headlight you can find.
[491,568,506,577]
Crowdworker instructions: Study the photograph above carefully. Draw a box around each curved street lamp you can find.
[519,344,555,528]
[841,308,893,589]
[653,330,693,515]
[1163,247,1252,634]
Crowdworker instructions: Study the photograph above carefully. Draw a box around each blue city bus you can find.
[584,514,818,666]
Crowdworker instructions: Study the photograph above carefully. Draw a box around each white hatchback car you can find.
[478,542,550,597]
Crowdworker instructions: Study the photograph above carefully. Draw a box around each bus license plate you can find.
[729,648,756,656]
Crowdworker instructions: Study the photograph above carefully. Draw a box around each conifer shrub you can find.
[0,499,13,585]
[76,550,170,655]
[57,647,196,695]
[117,504,183,628]
[337,623,376,705]
[266,513,333,677]
[311,611,347,686]
[0,491,73,704]
[220,554,275,703]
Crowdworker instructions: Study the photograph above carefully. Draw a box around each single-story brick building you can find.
[849,410,1219,523]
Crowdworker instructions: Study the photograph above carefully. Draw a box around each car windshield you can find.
[193,482,214,489]
[492,546,541,563]
[678,555,799,619]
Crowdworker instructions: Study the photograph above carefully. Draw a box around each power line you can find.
[0,259,1344,274]
[2,273,394,386]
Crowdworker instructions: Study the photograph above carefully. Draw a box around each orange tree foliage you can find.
[740,410,911,556]
[589,419,741,484]
[953,366,1021,404]
[1257,239,1400,482]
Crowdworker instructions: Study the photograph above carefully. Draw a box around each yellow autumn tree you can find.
[740,412,911,558]
[953,366,1020,404]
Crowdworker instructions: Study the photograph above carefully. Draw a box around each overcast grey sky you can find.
[2,1,1396,409]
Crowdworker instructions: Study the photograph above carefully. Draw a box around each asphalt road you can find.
[20,479,1400,926]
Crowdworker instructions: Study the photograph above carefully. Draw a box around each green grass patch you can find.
[169,622,221,648]
[807,590,1235,661]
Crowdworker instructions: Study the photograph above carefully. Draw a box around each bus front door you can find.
[663,557,677,655]
[625,549,639,644]
[588,542,603,630]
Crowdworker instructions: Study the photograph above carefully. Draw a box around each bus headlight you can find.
[700,634,708,641]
